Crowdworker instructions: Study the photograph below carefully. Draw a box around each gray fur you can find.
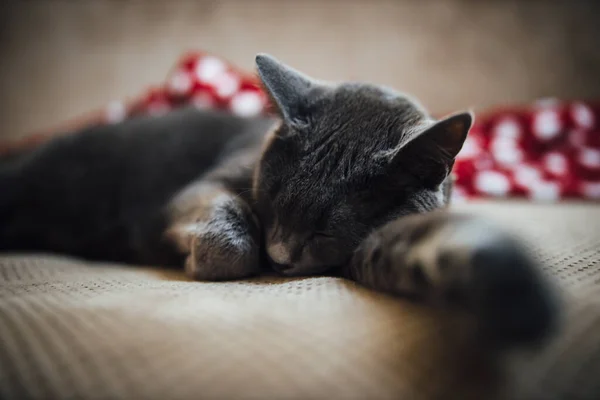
[347,211,559,348]
[0,107,274,266]
[253,54,471,276]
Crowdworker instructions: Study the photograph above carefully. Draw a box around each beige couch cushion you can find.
[1,201,599,399]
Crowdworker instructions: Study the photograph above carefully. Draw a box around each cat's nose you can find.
[267,242,295,273]
[267,242,292,265]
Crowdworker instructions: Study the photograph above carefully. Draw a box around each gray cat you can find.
[0,54,557,348]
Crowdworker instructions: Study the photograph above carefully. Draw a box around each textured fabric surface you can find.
[1,201,599,400]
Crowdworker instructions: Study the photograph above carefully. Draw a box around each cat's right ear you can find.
[255,54,321,124]
[384,112,473,188]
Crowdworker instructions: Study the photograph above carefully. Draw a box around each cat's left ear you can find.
[255,53,323,125]
[392,112,473,187]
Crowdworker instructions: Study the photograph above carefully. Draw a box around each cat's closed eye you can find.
[309,232,343,254]
[311,231,335,239]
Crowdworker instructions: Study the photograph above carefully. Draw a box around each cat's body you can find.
[0,54,558,348]
[0,107,275,266]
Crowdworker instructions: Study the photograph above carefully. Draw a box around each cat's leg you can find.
[344,211,559,348]
[164,180,261,281]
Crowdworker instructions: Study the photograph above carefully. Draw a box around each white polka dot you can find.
[494,147,524,167]
[491,137,519,152]
[513,164,542,187]
[168,70,193,95]
[578,147,600,169]
[456,136,481,160]
[490,137,522,167]
[212,71,240,98]
[571,103,595,129]
[105,101,126,123]
[195,56,226,83]
[544,152,569,176]
[230,91,265,117]
[493,118,521,139]
[474,170,511,197]
[528,180,561,202]
[581,181,600,199]
[533,109,562,140]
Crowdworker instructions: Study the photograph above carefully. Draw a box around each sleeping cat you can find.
[0,54,557,348]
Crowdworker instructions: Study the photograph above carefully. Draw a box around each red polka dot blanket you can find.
[2,51,599,202]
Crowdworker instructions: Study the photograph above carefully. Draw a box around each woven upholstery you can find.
[1,201,599,400]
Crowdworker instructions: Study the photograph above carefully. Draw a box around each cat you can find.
[0,54,558,348]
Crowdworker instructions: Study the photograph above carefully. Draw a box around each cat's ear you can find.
[391,112,473,187]
[255,54,321,124]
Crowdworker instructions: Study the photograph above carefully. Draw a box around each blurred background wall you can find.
[1,0,599,140]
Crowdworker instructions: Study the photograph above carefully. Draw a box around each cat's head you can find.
[252,54,472,276]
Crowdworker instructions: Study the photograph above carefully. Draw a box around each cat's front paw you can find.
[185,227,260,281]
[167,188,261,281]
[354,212,560,348]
